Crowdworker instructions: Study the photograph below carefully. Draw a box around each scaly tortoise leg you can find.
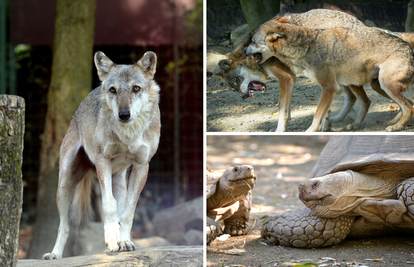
[261,207,355,248]
[398,177,414,220]
[206,217,223,245]
[223,191,252,236]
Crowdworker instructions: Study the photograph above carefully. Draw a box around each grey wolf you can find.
[216,9,414,131]
[42,51,161,259]
[245,18,414,131]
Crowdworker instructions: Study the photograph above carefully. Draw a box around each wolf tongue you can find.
[250,82,263,91]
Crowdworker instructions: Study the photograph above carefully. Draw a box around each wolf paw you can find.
[105,223,121,252]
[119,240,136,251]
[386,124,403,132]
[42,252,59,260]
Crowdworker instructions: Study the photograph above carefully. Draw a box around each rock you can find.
[134,236,172,248]
[181,229,203,246]
[17,246,202,267]
[364,20,377,27]
[206,52,228,76]
[153,197,203,245]
[68,222,173,256]
[231,24,251,47]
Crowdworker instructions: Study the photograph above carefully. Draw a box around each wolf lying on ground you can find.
[42,51,161,259]
[215,9,414,132]
[245,17,414,132]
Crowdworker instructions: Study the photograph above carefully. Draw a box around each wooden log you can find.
[0,95,25,267]
[17,246,203,267]
[406,0,414,32]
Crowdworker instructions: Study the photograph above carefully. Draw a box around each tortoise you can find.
[262,135,414,248]
[206,165,257,245]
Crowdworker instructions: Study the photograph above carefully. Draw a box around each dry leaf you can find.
[217,234,230,241]
[238,106,242,110]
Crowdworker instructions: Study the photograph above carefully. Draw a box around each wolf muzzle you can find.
[119,110,131,122]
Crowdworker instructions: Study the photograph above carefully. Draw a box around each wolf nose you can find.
[119,110,130,121]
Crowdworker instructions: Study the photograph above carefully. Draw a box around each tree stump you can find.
[0,95,25,267]
[406,0,414,32]
[17,246,202,267]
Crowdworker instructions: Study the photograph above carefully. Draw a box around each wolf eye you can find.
[109,87,116,93]
[133,85,141,92]
[235,77,241,84]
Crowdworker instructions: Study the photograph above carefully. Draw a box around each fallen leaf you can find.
[365,258,383,261]
[217,234,230,241]
[238,106,242,110]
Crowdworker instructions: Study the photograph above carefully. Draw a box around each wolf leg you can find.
[270,61,296,132]
[42,169,77,260]
[43,130,86,259]
[96,155,121,252]
[345,85,370,130]
[118,163,149,251]
[112,169,128,218]
[330,86,356,124]
[306,82,340,132]
[378,63,414,131]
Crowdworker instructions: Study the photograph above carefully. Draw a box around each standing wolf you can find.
[246,18,414,131]
[42,51,161,260]
[216,9,414,132]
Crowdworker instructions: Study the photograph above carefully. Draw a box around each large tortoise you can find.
[206,165,256,245]
[262,135,414,248]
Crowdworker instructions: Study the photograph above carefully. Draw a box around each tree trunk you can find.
[240,0,271,31]
[26,0,96,259]
[0,95,25,267]
[406,0,414,32]
[263,0,280,17]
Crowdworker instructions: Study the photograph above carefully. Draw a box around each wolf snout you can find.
[119,110,131,122]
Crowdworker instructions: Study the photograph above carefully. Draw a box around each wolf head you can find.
[245,17,290,64]
[215,58,267,99]
[94,51,157,124]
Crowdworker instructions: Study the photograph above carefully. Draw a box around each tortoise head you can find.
[219,165,257,196]
[298,170,396,218]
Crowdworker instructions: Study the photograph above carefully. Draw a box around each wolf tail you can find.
[70,171,94,228]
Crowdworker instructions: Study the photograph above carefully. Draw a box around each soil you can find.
[206,136,414,267]
[206,44,414,132]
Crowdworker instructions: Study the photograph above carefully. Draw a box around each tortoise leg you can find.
[351,199,407,224]
[398,177,414,219]
[223,191,251,236]
[262,207,354,248]
[206,217,223,245]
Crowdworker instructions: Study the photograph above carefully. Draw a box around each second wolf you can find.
[216,9,414,132]
[43,51,161,259]
[246,17,414,131]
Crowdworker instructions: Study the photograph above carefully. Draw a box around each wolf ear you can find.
[276,15,290,23]
[94,51,115,81]
[137,51,157,78]
[266,31,285,42]
[218,59,232,72]
[214,71,225,80]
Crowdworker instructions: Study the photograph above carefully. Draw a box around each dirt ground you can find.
[206,44,414,132]
[206,136,414,267]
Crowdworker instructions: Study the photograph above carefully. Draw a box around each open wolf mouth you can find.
[242,80,267,99]
[248,53,263,64]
